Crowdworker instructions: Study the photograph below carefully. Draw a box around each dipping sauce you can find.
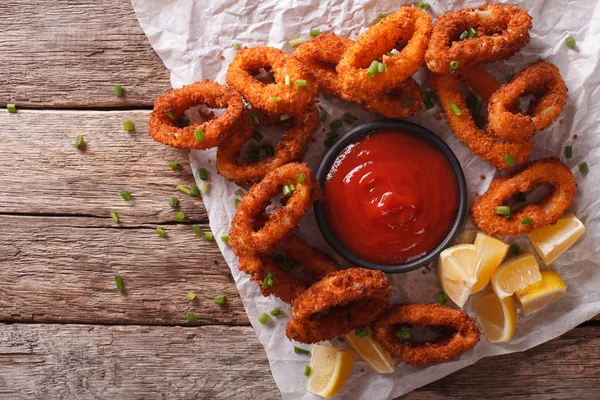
[323,130,459,265]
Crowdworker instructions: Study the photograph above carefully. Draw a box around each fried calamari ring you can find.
[372,304,480,366]
[457,65,502,103]
[285,268,391,343]
[226,46,318,116]
[425,4,532,73]
[471,158,577,237]
[148,80,244,149]
[337,6,432,100]
[488,61,568,143]
[430,69,533,170]
[294,33,423,117]
[229,163,313,254]
[216,107,319,185]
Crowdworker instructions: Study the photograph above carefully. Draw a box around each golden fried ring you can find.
[429,69,533,170]
[425,4,532,73]
[216,107,319,185]
[285,268,391,344]
[457,65,503,103]
[471,158,577,237]
[372,304,480,366]
[337,6,432,101]
[226,46,318,116]
[148,80,244,149]
[280,236,338,282]
[488,61,568,143]
[229,163,313,254]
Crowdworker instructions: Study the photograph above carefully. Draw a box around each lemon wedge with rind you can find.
[472,232,510,294]
[472,289,517,343]
[491,252,542,299]
[345,328,394,374]
[528,213,585,265]
[515,270,567,316]
[307,344,355,398]
[438,244,478,308]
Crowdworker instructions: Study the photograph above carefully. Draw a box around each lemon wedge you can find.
[345,328,394,374]
[514,270,567,316]
[472,289,517,343]
[491,252,542,299]
[438,244,478,308]
[472,232,510,294]
[528,213,585,265]
[307,344,355,398]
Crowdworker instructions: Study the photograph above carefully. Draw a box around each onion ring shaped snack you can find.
[148,80,244,149]
[425,4,532,73]
[337,6,432,101]
[471,158,576,237]
[457,65,503,103]
[285,268,391,344]
[488,61,568,143]
[429,69,532,170]
[372,304,480,366]
[229,163,313,254]
[216,107,319,185]
[226,46,318,116]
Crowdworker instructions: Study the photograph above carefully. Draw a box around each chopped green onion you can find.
[424,91,437,109]
[521,217,533,226]
[114,275,124,292]
[298,173,306,184]
[565,37,576,49]
[468,27,477,38]
[221,235,229,243]
[263,144,275,157]
[166,111,175,120]
[192,225,203,237]
[449,102,462,116]
[247,144,260,157]
[395,326,411,341]
[270,308,283,316]
[187,291,196,301]
[214,295,226,305]
[252,131,263,143]
[198,167,208,180]
[449,60,460,73]
[168,161,180,169]
[7,103,17,113]
[110,210,119,223]
[304,366,312,376]
[200,182,211,194]
[271,96,280,103]
[355,328,369,337]
[288,37,304,48]
[121,190,132,201]
[417,2,430,11]
[378,62,386,73]
[177,185,192,196]
[234,199,241,209]
[402,98,413,107]
[295,79,307,87]
[459,31,469,41]
[204,232,214,241]
[280,113,290,121]
[233,42,242,50]
[376,14,386,23]
[186,314,198,323]
[564,145,573,159]
[342,112,357,124]
[258,312,270,324]
[156,227,167,237]
[175,211,187,221]
[511,244,521,255]
[194,128,204,143]
[249,112,260,126]
[327,130,339,141]
[319,109,328,122]
[75,135,85,149]
[366,60,379,78]
[114,85,123,97]
[285,75,291,87]
[329,119,343,130]
[262,274,272,289]
[579,162,589,175]
[283,184,295,197]
[235,188,245,197]
[437,291,449,305]
[503,153,516,168]
[294,346,310,355]
[190,184,200,197]
[122,120,134,132]
[495,206,511,216]
[309,28,321,37]
[169,196,179,208]
[386,52,395,57]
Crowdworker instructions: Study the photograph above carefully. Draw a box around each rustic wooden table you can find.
[0,1,598,399]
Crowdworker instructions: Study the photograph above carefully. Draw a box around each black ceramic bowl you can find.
[314,119,467,274]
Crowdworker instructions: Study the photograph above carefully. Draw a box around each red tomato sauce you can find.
[323,130,459,265]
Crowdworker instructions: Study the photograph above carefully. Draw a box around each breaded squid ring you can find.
[425,4,532,73]
[216,107,319,185]
[488,61,568,143]
[429,69,533,170]
[226,46,318,116]
[229,163,313,254]
[294,33,423,117]
[471,158,577,237]
[285,268,391,344]
[148,80,244,149]
[337,6,432,101]
[372,304,480,366]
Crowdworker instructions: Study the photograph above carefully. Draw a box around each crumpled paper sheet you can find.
[131,0,600,398]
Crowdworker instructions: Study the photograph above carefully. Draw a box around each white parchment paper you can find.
[131,0,600,398]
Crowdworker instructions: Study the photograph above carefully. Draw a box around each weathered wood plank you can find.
[0,0,170,108]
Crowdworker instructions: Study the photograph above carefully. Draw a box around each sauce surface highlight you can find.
[324,130,459,265]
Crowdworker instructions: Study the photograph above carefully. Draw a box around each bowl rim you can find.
[313,119,468,274]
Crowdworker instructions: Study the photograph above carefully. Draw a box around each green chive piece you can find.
[319,109,328,122]
[521,217,533,226]
[355,328,369,338]
[186,314,198,323]
[249,111,260,125]
[110,210,119,223]
[329,119,343,130]
[285,75,291,87]
[459,31,469,41]
[114,275,124,292]
[579,162,589,175]
[402,98,413,107]
[190,184,200,197]
[252,131,263,143]
[177,185,192,196]
[309,28,321,37]
[235,188,245,197]
[194,128,205,143]
[437,291,449,305]
[295,79,307,87]
[495,206,511,216]
[258,312,270,324]
[376,14,386,23]
[564,145,573,159]
[156,227,167,237]
[282,184,291,197]
[214,295,226,305]
[168,161,180,169]
[503,154,516,168]
[565,37,576,49]
[175,211,187,221]
[395,326,411,341]
[270,308,283,316]
[271,96,280,103]
[280,113,290,121]
[298,173,306,184]
[169,196,179,208]
[511,244,521,255]
[221,235,229,243]
[327,130,339,141]
[192,225,203,237]
[449,60,460,73]
[342,113,357,124]
[198,167,208,180]
[261,276,271,289]
[378,62,386,73]
[423,98,434,109]
[263,144,275,157]
[294,346,310,355]
[468,27,477,38]
[366,60,379,78]
[304,366,312,376]
[288,37,304,48]
[233,42,242,50]
[200,182,210,194]
[75,135,85,149]
[121,190,132,201]
[234,199,241,209]
[187,291,196,301]
[204,232,214,241]
[122,120,134,131]
[418,2,430,11]
[166,111,175,120]
[449,102,462,116]
[114,85,123,97]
